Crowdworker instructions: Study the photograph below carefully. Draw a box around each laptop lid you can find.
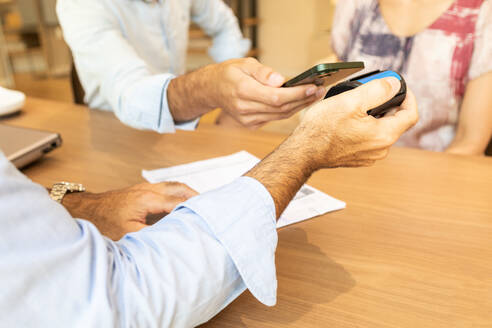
[0,124,62,168]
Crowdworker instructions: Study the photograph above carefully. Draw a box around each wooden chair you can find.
[486,139,492,156]
[70,63,85,105]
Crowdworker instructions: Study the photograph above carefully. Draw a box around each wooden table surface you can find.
[4,98,492,328]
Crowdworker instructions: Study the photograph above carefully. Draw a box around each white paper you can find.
[142,151,346,228]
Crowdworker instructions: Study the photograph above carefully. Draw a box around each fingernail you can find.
[306,86,317,96]
[316,87,326,98]
[268,73,285,86]
[386,77,401,94]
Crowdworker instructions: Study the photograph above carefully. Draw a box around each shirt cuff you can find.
[180,176,278,306]
[158,77,199,133]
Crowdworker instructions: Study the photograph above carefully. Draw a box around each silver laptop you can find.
[0,124,62,168]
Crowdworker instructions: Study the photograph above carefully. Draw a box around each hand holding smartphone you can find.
[282,62,364,87]
[283,62,407,118]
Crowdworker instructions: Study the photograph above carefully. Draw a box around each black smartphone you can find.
[282,62,365,88]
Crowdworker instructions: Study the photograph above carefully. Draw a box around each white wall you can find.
[258,0,336,78]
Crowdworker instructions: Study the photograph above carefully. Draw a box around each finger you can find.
[132,189,190,218]
[213,110,264,129]
[336,77,401,115]
[246,122,268,130]
[146,193,193,215]
[240,57,286,87]
[138,191,177,215]
[215,110,244,127]
[278,94,322,114]
[163,195,194,210]
[276,87,326,113]
[237,113,286,128]
[239,77,324,107]
[146,182,198,213]
[236,87,324,115]
[236,93,319,116]
[160,181,199,199]
[378,89,419,137]
[235,109,302,127]
[137,182,198,198]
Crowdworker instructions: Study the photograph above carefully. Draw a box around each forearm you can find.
[114,209,246,327]
[6,174,276,326]
[446,74,492,155]
[59,192,123,239]
[245,131,315,218]
[114,179,278,325]
[167,66,217,122]
[45,188,99,222]
[446,108,492,155]
[446,134,491,155]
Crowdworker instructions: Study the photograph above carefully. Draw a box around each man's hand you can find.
[62,182,198,240]
[168,58,326,129]
[246,77,419,217]
[293,77,419,169]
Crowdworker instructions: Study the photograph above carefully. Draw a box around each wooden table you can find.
[4,98,492,327]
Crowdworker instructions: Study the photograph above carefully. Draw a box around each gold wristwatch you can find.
[49,182,86,203]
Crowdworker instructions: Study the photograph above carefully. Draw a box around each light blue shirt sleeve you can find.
[56,0,201,133]
[0,152,277,327]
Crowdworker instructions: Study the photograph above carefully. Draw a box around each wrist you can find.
[288,124,326,173]
[61,192,84,216]
[245,133,316,218]
[277,133,318,178]
[167,66,217,122]
[61,192,99,220]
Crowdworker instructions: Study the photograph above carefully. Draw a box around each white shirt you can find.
[56,0,251,133]
[0,151,277,327]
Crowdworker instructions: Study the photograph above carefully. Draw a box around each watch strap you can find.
[50,182,85,203]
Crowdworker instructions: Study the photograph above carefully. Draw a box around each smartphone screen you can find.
[282,62,364,88]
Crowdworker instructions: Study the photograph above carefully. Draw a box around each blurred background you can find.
[0,0,337,133]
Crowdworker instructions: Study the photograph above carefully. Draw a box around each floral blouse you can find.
[332,0,492,151]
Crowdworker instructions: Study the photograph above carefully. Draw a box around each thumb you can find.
[242,58,285,87]
[339,77,401,115]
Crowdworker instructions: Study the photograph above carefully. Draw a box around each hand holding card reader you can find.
[325,70,407,118]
